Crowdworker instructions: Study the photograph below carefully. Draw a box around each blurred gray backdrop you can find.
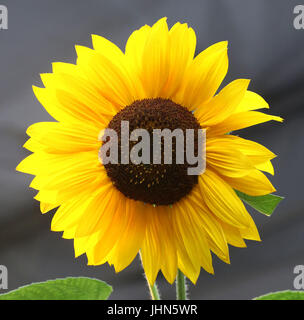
[0,0,303,300]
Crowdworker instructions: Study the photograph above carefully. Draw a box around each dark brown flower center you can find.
[102,98,201,206]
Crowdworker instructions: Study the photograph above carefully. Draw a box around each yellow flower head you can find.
[17,18,282,285]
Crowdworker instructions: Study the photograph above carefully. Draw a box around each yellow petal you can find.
[159,22,196,98]
[91,34,149,99]
[151,206,177,284]
[175,201,215,280]
[51,62,80,77]
[21,151,108,205]
[196,79,250,126]
[140,215,161,285]
[140,17,170,98]
[173,203,204,283]
[255,160,274,175]
[26,122,100,154]
[74,186,119,238]
[35,190,58,204]
[219,221,247,248]
[29,152,103,191]
[91,34,124,61]
[40,202,58,214]
[16,153,43,175]
[23,138,47,153]
[51,195,92,232]
[174,41,228,110]
[182,206,214,276]
[212,135,276,165]
[107,199,147,273]
[234,90,269,113]
[32,84,112,129]
[87,197,129,265]
[62,225,77,240]
[240,214,261,241]
[206,135,276,178]
[41,71,118,117]
[187,187,229,260]
[198,169,251,228]
[32,86,72,125]
[222,169,276,196]
[125,24,151,75]
[207,138,255,178]
[208,111,283,137]
[76,44,142,105]
[73,231,101,257]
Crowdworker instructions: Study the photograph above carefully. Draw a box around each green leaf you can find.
[235,190,283,216]
[0,277,112,300]
[254,290,304,300]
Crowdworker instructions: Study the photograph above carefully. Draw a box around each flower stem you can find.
[176,269,187,300]
[139,251,161,300]
[147,281,161,300]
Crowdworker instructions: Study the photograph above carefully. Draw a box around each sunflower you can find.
[17,17,282,285]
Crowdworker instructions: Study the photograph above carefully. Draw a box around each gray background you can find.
[0,0,303,300]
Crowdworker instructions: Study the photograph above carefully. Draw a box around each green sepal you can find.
[235,190,283,216]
